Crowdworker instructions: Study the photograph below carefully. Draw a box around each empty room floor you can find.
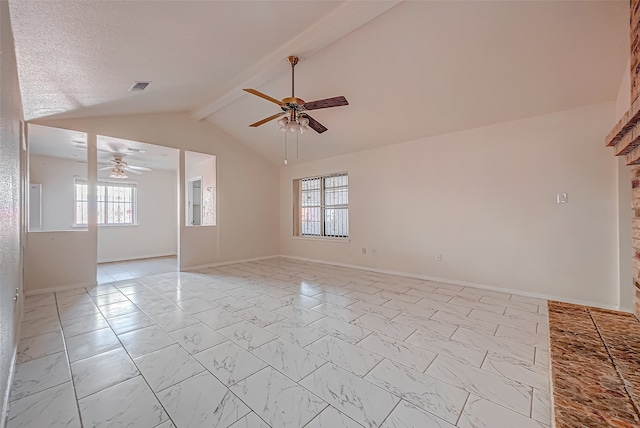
[9,258,551,428]
[97,256,177,284]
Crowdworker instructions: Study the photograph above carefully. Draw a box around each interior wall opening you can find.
[27,124,88,232]
[184,151,216,227]
[96,135,179,283]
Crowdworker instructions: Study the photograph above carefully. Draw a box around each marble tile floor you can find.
[97,256,177,284]
[10,258,551,427]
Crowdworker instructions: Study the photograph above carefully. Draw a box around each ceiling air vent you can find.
[129,81,151,91]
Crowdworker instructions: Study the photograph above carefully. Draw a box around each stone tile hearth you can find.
[548,301,640,428]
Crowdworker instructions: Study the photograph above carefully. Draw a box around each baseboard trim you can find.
[24,280,98,296]
[277,254,625,312]
[2,293,22,428]
[619,304,635,314]
[22,253,625,313]
[1,342,17,428]
[98,253,177,264]
[181,255,280,272]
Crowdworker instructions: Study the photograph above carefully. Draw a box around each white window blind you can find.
[298,172,348,238]
[74,180,89,226]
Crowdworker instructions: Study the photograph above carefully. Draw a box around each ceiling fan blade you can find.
[76,146,112,153]
[305,114,328,134]
[303,96,348,111]
[243,89,284,106]
[127,165,152,171]
[249,112,286,127]
[98,166,113,170]
[123,167,142,175]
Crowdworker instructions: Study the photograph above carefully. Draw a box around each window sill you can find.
[292,236,351,244]
[29,229,88,233]
[71,224,138,228]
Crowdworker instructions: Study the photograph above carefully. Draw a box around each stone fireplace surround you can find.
[607,0,640,318]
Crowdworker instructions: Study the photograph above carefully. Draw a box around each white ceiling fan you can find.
[99,154,151,178]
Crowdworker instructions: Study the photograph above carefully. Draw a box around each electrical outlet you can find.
[371,248,378,255]
[361,247,367,255]
[436,253,443,261]
[557,193,568,204]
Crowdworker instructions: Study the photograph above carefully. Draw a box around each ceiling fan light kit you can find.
[278,115,310,134]
[99,154,152,178]
[110,167,128,179]
[244,55,349,164]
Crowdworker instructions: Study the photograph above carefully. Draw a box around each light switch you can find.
[557,193,568,204]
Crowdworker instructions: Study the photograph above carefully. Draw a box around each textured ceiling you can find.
[10,0,345,120]
[10,1,629,165]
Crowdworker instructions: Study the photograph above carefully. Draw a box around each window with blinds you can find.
[295,172,348,238]
[74,179,137,226]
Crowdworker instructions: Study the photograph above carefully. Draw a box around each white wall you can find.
[26,231,96,291]
[0,0,24,421]
[280,102,620,307]
[29,154,86,231]
[615,58,634,312]
[97,167,177,263]
[35,113,280,273]
[28,154,178,263]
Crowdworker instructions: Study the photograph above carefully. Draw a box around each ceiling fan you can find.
[244,56,348,134]
[99,154,151,178]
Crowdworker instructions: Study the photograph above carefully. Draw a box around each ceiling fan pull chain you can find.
[296,132,299,159]
[284,132,288,165]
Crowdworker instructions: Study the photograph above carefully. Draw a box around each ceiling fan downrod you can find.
[288,56,298,97]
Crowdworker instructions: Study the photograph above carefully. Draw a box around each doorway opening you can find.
[187,177,202,226]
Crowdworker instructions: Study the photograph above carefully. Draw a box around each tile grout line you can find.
[235,364,328,427]
[53,292,84,427]
[478,350,489,370]
[376,398,402,428]
[529,385,534,419]
[360,357,385,379]
[454,392,472,426]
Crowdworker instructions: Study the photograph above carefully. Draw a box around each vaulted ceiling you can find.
[28,124,179,170]
[9,1,629,164]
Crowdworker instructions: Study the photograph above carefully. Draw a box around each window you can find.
[74,179,137,226]
[295,172,348,238]
[74,180,89,226]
